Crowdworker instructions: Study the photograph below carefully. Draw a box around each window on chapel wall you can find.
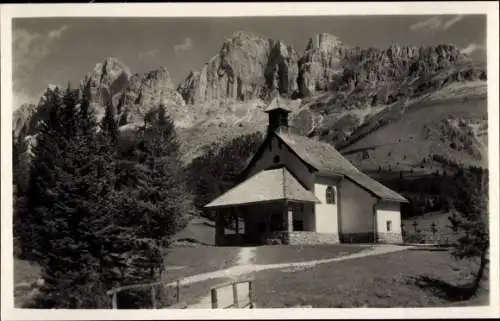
[326,186,336,204]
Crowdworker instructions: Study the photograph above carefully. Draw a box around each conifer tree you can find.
[448,166,489,297]
[122,102,191,281]
[21,86,66,261]
[13,130,31,257]
[187,131,263,216]
[33,84,109,308]
[93,102,193,307]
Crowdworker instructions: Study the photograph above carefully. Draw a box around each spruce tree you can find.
[448,166,489,297]
[127,102,191,280]
[187,131,263,216]
[13,130,31,257]
[22,86,66,262]
[32,84,107,308]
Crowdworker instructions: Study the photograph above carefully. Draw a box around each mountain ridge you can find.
[12,30,488,174]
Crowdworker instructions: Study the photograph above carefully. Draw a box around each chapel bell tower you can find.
[264,96,291,134]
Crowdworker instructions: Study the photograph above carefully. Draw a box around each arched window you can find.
[326,186,336,204]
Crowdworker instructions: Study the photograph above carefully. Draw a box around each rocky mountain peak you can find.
[131,66,185,108]
[177,31,299,104]
[297,33,347,96]
[306,33,345,52]
[89,56,132,88]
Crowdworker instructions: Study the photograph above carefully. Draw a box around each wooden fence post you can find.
[232,283,238,308]
[431,222,438,244]
[151,285,157,309]
[112,289,118,309]
[211,288,218,309]
[176,280,180,304]
[249,281,253,309]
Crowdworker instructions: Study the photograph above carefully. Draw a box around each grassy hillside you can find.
[339,81,487,172]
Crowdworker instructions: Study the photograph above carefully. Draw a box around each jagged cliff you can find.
[13,31,488,172]
[177,31,299,104]
[297,33,349,96]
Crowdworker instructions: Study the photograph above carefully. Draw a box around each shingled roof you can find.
[274,131,408,203]
[275,131,360,174]
[240,129,408,203]
[205,166,320,208]
[344,171,409,203]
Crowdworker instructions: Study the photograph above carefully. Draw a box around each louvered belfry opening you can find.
[264,96,291,134]
[267,109,289,133]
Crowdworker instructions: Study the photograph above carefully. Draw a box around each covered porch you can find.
[204,166,321,245]
[211,200,318,245]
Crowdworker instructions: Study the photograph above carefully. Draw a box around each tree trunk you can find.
[472,251,487,295]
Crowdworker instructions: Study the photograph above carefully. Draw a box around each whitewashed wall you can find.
[246,135,314,189]
[339,178,377,234]
[375,202,402,234]
[314,177,339,234]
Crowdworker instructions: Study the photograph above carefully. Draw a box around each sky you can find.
[12,14,486,108]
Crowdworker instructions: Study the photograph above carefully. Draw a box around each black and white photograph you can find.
[1,2,499,319]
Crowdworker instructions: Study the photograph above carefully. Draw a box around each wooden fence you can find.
[106,279,182,309]
[401,220,459,245]
[107,278,254,309]
[210,279,254,309]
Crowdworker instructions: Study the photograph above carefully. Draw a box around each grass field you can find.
[14,259,41,286]
[162,245,240,282]
[14,245,490,309]
[13,259,43,308]
[255,244,369,265]
[251,248,489,308]
[13,245,240,308]
[175,277,232,306]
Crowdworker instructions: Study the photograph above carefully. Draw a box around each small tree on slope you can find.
[448,166,489,297]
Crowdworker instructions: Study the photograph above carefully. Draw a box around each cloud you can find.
[48,25,68,39]
[461,43,486,55]
[173,37,193,55]
[442,15,464,30]
[138,49,159,60]
[13,89,36,109]
[12,25,68,107]
[410,15,464,31]
[410,16,442,31]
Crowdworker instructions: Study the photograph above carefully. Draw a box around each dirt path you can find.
[177,244,411,309]
[236,247,257,266]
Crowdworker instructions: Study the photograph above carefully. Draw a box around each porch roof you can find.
[204,167,320,209]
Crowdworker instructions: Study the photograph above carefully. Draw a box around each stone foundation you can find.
[264,231,339,245]
[377,232,403,244]
[217,231,403,245]
[289,231,339,244]
[339,233,375,243]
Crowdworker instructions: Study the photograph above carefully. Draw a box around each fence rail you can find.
[401,220,460,245]
[106,279,181,309]
[210,279,254,309]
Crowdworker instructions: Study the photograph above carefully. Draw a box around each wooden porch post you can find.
[235,209,239,236]
[285,201,293,232]
[215,210,225,245]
